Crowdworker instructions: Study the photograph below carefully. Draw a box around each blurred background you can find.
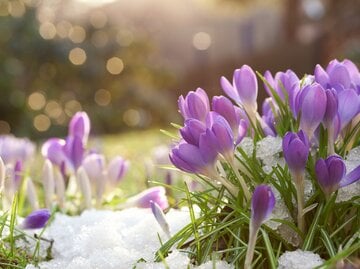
[0,0,359,139]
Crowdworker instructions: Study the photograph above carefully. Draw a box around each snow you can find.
[278,249,324,269]
[24,208,233,269]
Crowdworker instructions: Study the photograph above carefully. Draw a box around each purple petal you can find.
[69,112,90,144]
[107,156,129,184]
[251,185,275,228]
[314,64,330,88]
[180,119,206,146]
[328,64,351,90]
[41,138,67,166]
[263,70,275,97]
[132,186,169,209]
[21,209,51,229]
[337,89,360,130]
[340,165,360,188]
[234,65,258,108]
[82,153,106,183]
[220,76,240,103]
[64,136,84,169]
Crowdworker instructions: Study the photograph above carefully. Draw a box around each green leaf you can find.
[261,229,277,269]
[320,228,336,257]
[303,203,324,250]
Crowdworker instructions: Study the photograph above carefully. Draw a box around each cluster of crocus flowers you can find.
[170,88,249,199]
[41,111,130,210]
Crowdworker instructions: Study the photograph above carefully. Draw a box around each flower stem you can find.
[244,223,258,269]
[327,125,335,155]
[230,161,251,201]
[294,173,305,233]
[216,176,239,198]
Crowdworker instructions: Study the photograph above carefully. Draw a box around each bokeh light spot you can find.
[39,22,56,40]
[45,100,63,119]
[192,32,212,50]
[69,48,87,65]
[116,30,134,47]
[95,89,111,106]
[33,114,51,132]
[65,100,82,117]
[89,10,107,29]
[8,0,25,18]
[123,109,140,127]
[28,92,46,111]
[56,20,72,38]
[106,57,124,75]
[69,25,86,43]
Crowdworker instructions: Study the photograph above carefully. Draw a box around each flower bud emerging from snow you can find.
[125,186,169,210]
[21,208,51,229]
[150,200,171,238]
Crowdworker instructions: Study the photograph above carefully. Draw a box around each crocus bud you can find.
[64,135,84,170]
[21,209,51,229]
[54,168,65,209]
[42,160,55,208]
[212,96,248,144]
[297,83,327,138]
[323,89,338,126]
[170,139,218,178]
[69,111,90,144]
[245,184,275,269]
[0,157,5,192]
[107,156,129,186]
[282,130,310,175]
[178,88,210,122]
[76,167,92,209]
[150,200,171,238]
[26,177,39,210]
[315,155,346,197]
[251,184,275,229]
[337,89,360,130]
[179,119,206,146]
[221,65,258,112]
[206,113,235,163]
[125,186,169,210]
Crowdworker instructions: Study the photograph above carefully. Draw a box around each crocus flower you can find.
[296,83,327,139]
[221,65,258,112]
[212,96,248,144]
[82,153,106,201]
[169,139,218,178]
[178,88,210,122]
[42,160,55,208]
[337,89,360,130]
[315,155,360,197]
[26,177,39,210]
[0,157,4,192]
[69,111,91,144]
[282,130,309,232]
[245,185,275,269]
[179,119,206,146]
[77,167,92,209]
[150,200,171,238]
[107,156,129,186]
[125,186,169,210]
[0,135,35,165]
[282,130,310,175]
[21,209,51,229]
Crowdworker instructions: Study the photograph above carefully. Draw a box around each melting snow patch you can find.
[25,208,233,269]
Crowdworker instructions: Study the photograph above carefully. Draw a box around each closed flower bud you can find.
[251,184,275,229]
[69,111,90,144]
[21,209,51,229]
[42,160,55,208]
[107,156,129,186]
[178,88,210,122]
[282,130,310,175]
[150,200,171,238]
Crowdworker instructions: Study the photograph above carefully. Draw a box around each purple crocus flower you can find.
[261,98,276,136]
[0,135,35,165]
[221,65,258,112]
[296,83,327,138]
[169,139,218,178]
[337,89,360,130]
[21,209,51,229]
[69,111,90,144]
[179,119,206,146]
[126,186,169,210]
[282,130,310,175]
[315,155,360,197]
[107,156,129,186]
[245,184,275,269]
[212,96,248,144]
[251,184,276,229]
[82,153,106,184]
[178,88,210,122]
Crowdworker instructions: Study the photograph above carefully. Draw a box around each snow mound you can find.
[25,208,233,269]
